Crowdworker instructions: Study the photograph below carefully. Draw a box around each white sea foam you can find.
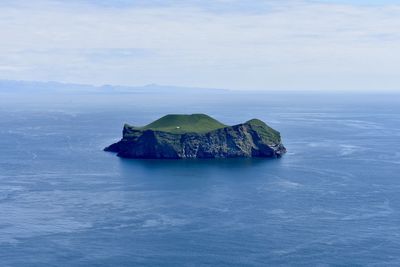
[341,200,393,221]
[277,180,302,189]
[142,215,187,228]
[261,179,303,192]
[267,209,285,215]
[339,144,366,156]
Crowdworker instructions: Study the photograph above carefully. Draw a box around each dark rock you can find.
[105,118,286,159]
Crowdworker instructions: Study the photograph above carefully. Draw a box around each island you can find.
[104,114,286,159]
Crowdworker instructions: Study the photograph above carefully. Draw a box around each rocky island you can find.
[105,114,286,159]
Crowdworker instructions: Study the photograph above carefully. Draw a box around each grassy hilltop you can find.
[137,114,227,134]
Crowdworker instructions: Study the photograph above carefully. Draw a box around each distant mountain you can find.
[0,80,229,94]
[0,80,98,93]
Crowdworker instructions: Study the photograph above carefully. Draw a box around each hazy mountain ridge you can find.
[0,80,229,94]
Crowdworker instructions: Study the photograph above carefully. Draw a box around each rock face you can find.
[105,115,286,159]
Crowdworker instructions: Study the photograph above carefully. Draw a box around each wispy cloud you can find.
[0,0,399,90]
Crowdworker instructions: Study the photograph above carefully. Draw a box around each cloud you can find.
[0,0,399,90]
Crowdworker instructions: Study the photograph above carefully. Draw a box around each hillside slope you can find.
[137,114,226,134]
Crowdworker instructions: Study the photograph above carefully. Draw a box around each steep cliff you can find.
[105,114,286,159]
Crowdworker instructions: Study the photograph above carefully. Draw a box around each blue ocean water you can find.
[0,91,399,266]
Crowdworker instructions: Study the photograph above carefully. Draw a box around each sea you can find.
[0,89,399,266]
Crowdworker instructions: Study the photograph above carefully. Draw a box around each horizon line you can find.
[0,78,399,94]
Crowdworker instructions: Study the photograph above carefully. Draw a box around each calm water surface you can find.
[0,92,399,266]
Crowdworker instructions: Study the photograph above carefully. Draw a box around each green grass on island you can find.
[126,114,281,144]
[138,114,227,134]
[246,119,281,144]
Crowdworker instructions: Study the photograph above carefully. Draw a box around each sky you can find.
[0,0,399,91]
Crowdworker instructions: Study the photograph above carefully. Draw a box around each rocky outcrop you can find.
[105,119,286,159]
